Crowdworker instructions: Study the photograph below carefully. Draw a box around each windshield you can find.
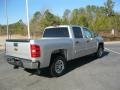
[43,27,69,37]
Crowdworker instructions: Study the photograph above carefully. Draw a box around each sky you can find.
[0,0,120,25]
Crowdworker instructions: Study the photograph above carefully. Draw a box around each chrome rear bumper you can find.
[6,56,39,69]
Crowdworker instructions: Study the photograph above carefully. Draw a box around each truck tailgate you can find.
[5,39,31,60]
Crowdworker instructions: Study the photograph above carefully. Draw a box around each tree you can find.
[31,11,41,23]
[8,20,27,35]
[70,9,79,24]
[30,11,42,33]
[62,9,71,24]
[39,9,61,32]
[63,9,71,19]
[0,25,2,35]
[104,0,115,16]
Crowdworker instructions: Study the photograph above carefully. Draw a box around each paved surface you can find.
[0,43,120,90]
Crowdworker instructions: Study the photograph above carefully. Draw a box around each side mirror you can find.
[94,33,98,37]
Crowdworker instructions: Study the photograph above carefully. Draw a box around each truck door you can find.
[83,28,97,55]
[72,27,86,58]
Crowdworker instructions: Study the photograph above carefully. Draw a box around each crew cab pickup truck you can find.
[5,25,104,77]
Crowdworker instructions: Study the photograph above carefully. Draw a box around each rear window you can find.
[43,27,69,37]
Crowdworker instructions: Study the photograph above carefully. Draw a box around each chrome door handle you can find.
[75,41,79,44]
[86,40,90,43]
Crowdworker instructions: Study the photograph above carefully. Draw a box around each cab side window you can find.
[72,27,83,38]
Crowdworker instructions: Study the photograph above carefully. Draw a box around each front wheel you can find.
[50,55,66,77]
[95,45,104,58]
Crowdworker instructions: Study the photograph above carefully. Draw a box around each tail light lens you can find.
[30,44,40,58]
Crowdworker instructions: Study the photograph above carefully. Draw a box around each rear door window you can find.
[72,27,83,38]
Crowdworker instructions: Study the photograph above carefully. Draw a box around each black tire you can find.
[13,65,19,69]
[50,55,66,77]
[37,69,41,75]
[95,45,104,58]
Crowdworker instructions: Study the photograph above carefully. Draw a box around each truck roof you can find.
[45,25,82,29]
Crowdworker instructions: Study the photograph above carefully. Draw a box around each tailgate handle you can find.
[14,43,18,47]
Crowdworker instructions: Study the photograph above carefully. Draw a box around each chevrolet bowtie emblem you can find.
[14,48,18,51]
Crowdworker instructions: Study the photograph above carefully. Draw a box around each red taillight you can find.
[30,44,40,58]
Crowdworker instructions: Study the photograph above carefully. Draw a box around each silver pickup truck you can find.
[5,25,104,77]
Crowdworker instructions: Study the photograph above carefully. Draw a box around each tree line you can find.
[0,0,120,36]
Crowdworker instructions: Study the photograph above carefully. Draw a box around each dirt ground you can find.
[0,35,28,50]
[0,45,4,50]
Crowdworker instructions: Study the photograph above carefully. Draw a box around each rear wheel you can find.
[13,65,19,69]
[50,55,66,77]
[37,69,41,75]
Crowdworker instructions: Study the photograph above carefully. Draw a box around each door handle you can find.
[86,40,90,43]
[75,41,79,44]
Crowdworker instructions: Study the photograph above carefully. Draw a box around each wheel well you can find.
[49,49,67,67]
